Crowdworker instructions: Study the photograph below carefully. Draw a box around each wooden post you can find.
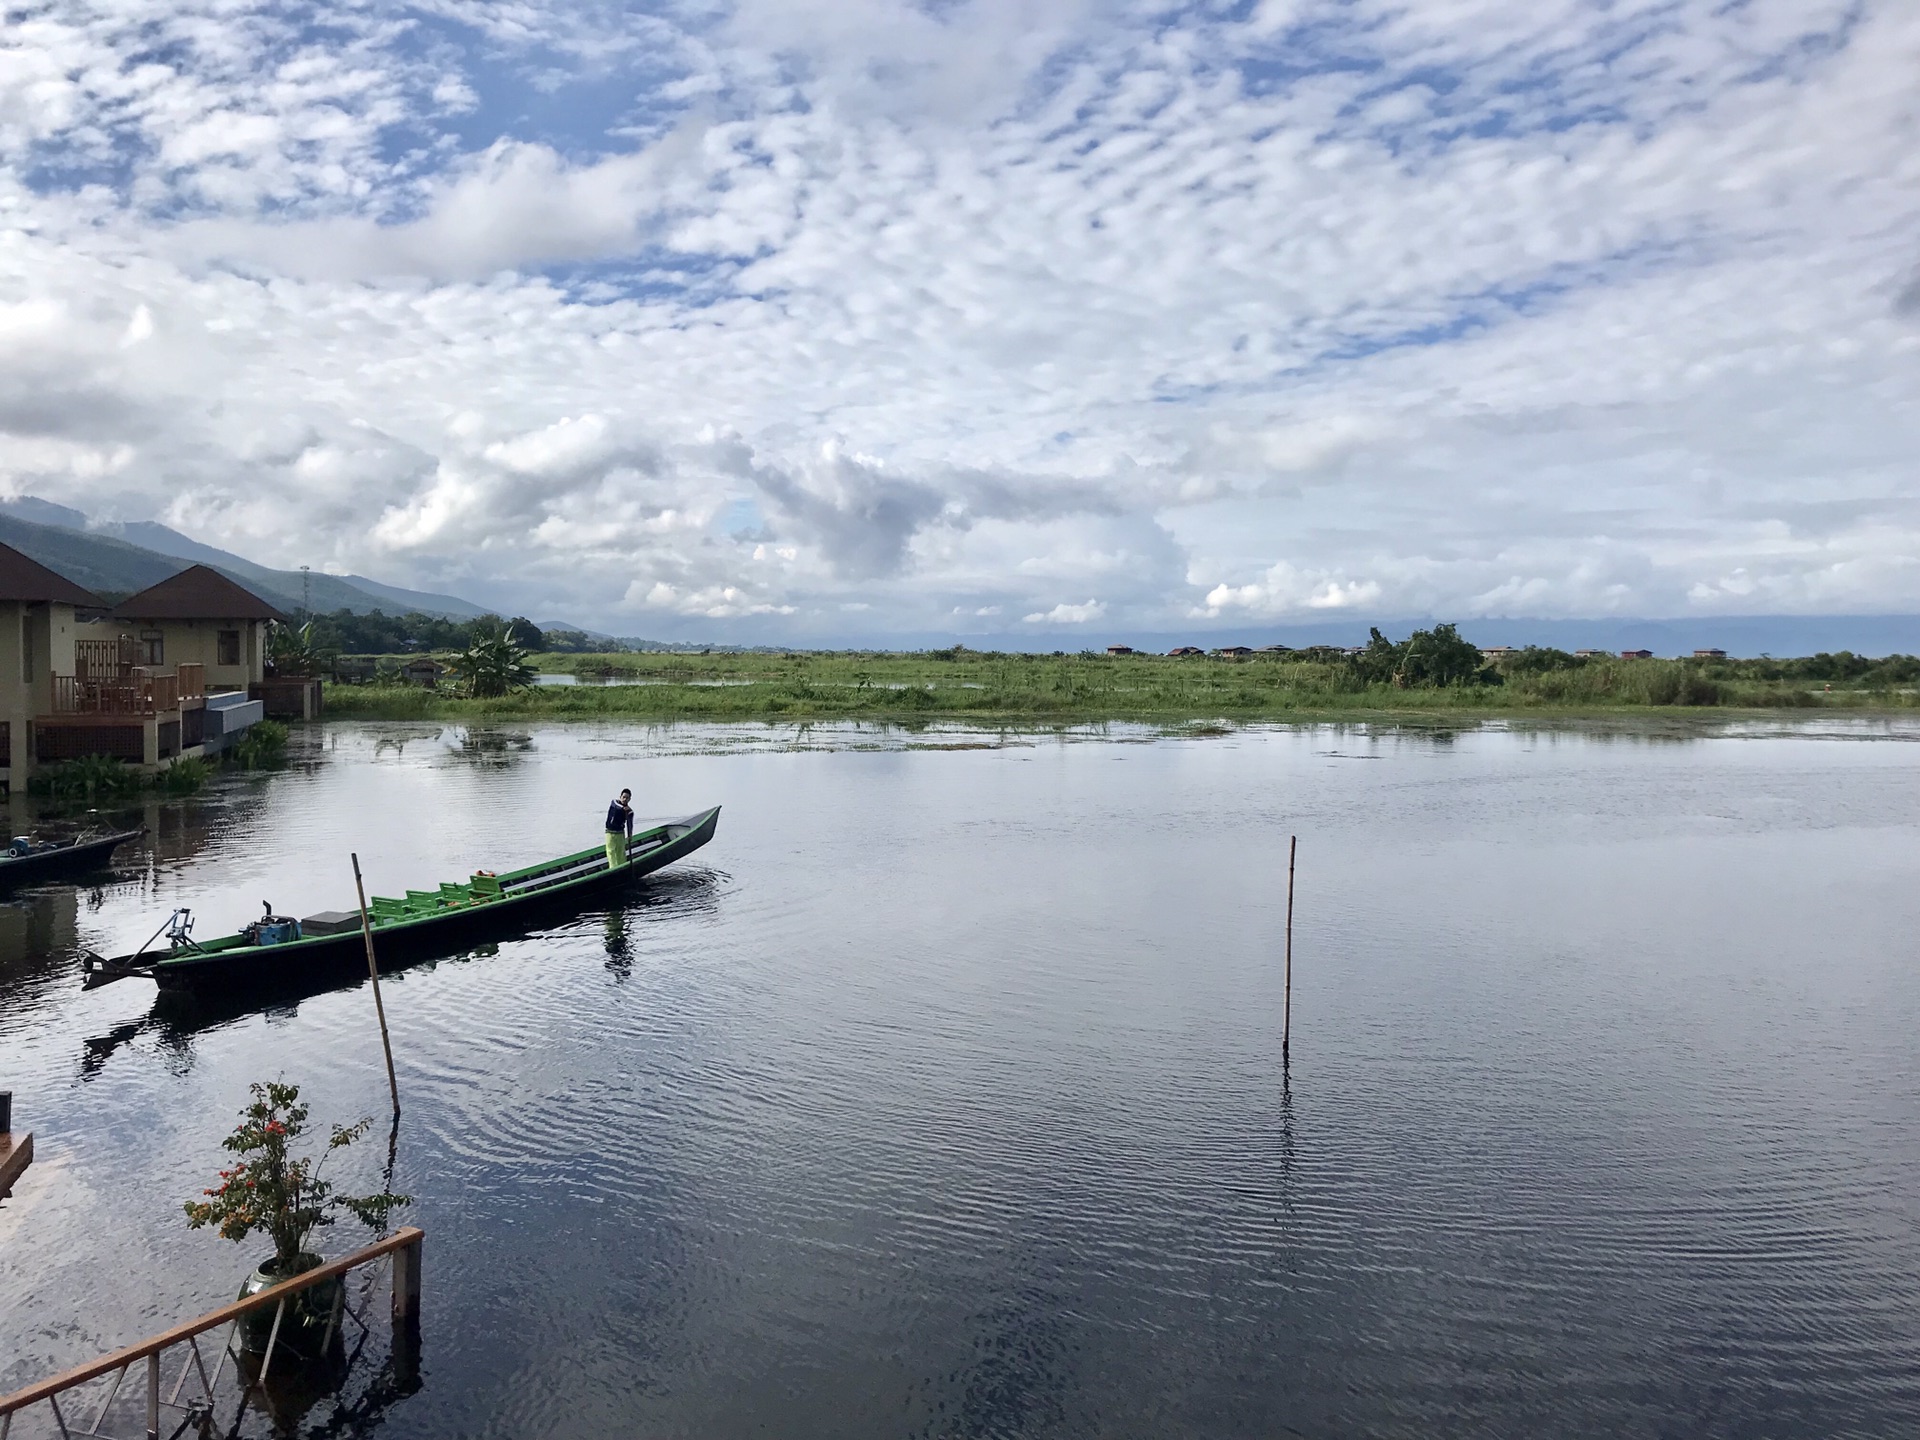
[146,1351,159,1440]
[392,1233,422,1326]
[1283,835,1296,1059]
[391,1232,423,1386]
[352,854,401,1119]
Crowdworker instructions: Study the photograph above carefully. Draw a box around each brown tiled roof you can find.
[114,564,288,622]
[0,541,104,606]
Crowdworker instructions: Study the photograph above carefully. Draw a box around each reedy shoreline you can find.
[317,650,1913,724]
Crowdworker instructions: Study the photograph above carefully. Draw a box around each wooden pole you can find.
[1283,834,1296,1059]
[352,853,401,1119]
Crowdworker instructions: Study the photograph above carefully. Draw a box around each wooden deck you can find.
[0,1131,31,1197]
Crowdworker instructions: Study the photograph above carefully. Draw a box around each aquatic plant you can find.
[228,720,290,770]
[154,755,212,794]
[184,1081,409,1276]
[27,754,145,802]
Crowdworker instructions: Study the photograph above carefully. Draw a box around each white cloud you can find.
[0,0,1915,636]
[1023,599,1106,625]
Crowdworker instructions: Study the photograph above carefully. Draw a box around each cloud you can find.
[1023,599,1105,624]
[0,0,1916,637]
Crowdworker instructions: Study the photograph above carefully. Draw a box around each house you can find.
[1212,646,1253,658]
[1693,648,1727,660]
[0,542,103,789]
[1106,645,1135,656]
[402,657,448,687]
[1620,649,1654,660]
[1479,646,1519,662]
[1167,646,1205,657]
[11,556,280,783]
[333,654,378,684]
[1256,645,1292,654]
[1574,649,1608,659]
[105,565,319,722]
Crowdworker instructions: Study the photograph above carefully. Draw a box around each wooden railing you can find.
[175,663,204,704]
[0,1227,422,1439]
[49,672,179,718]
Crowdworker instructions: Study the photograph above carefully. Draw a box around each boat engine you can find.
[243,901,303,947]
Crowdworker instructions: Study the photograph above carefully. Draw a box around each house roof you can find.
[114,564,288,623]
[0,541,105,606]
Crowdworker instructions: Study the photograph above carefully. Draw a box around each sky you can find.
[0,0,1916,641]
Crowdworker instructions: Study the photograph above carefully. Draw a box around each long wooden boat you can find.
[82,807,719,995]
[0,829,143,891]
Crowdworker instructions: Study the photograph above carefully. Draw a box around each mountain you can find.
[92,518,490,619]
[0,501,487,621]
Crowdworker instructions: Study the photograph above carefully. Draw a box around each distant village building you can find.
[1479,646,1519,662]
[1106,645,1135,656]
[1212,645,1253,658]
[1167,646,1205,657]
[1574,649,1608,659]
[1620,649,1654,660]
[1693,648,1728,659]
[403,657,448,687]
[1256,644,1292,654]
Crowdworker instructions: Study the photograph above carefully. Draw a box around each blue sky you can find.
[0,0,1915,638]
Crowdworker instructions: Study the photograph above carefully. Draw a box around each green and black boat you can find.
[82,807,720,995]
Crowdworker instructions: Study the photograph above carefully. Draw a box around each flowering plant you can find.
[184,1081,410,1276]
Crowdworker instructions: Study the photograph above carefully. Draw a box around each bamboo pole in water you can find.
[352,853,402,1119]
[1283,835,1296,1058]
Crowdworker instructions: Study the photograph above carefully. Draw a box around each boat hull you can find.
[0,829,142,890]
[100,808,719,997]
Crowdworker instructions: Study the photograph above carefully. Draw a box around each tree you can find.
[267,620,320,677]
[1350,624,1494,688]
[448,621,536,698]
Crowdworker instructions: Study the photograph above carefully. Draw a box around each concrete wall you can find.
[0,602,81,782]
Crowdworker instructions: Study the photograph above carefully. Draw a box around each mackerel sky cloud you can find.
[1,0,1916,638]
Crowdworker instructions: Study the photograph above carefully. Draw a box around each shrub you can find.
[184,1081,409,1275]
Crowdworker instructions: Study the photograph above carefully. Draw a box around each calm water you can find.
[3,719,1919,1438]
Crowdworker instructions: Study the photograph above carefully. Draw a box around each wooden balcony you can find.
[51,670,180,717]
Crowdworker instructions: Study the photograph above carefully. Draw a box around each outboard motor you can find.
[166,909,196,950]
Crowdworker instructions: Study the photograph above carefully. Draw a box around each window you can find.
[217,629,241,666]
[139,630,164,666]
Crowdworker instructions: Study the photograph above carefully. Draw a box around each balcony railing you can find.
[50,670,180,717]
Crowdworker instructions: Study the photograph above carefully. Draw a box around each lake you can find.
[3,718,1919,1438]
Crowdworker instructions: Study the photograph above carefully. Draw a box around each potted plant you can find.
[184,1081,409,1357]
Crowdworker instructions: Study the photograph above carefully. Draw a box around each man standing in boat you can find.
[605,788,634,869]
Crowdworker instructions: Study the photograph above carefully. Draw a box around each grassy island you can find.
[317,640,1917,725]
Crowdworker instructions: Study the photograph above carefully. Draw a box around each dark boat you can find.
[83,807,719,994]
[0,829,143,891]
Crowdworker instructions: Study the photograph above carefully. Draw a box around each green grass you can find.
[317,649,1907,724]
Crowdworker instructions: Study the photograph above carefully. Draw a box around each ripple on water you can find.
[4,722,1920,1438]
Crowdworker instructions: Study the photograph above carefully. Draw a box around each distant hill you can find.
[0,500,487,621]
